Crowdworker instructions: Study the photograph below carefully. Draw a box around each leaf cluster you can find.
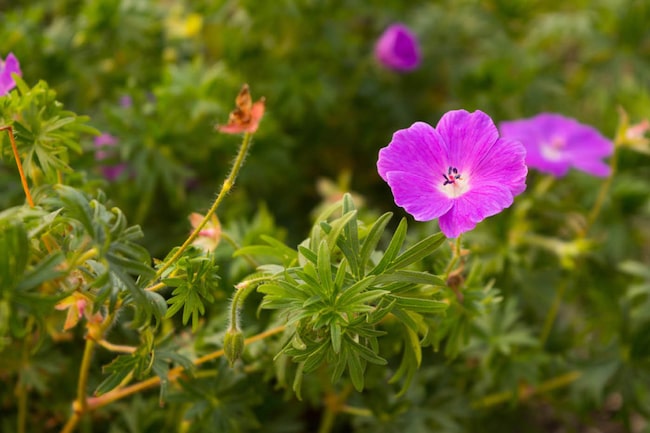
[239,195,448,395]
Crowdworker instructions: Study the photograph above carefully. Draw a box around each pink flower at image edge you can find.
[0,52,22,96]
[374,23,421,72]
[499,113,613,178]
[378,110,527,238]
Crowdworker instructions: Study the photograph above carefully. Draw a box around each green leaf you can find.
[331,322,342,353]
[388,295,448,314]
[297,245,318,265]
[341,194,360,277]
[375,270,446,288]
[16,252,66,292]
[96,354,143,395]
[0,219,29,292]
[359,212,392,276]
[385,232,446,273]
[369,218,407,275]
[346,345,365,391]
[234,234,297,266]
[335,276,377,306]
[317,240,333,296]
[325,210,357,251]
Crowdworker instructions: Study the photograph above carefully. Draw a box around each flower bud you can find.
[224,326,245,367]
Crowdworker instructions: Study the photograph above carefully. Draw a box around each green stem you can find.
[16,318,34,433]
[317,405,337,433]
[583,136,620,237]
[539,279,568,345]
[76,339,96,414]
[472,370,582,408]
[442,235,463,279]
[540,132,622,345]
[149,132,253,285]
[229,278,264,329]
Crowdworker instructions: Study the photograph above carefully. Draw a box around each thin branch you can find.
[1,125,34,207]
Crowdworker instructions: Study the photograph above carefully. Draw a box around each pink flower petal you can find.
[385,171,453,221]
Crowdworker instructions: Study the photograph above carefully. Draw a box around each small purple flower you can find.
[120,95,133,108]
[0,53,22,96]
[94,133,126,181]
[378,110,527,238]
[374,23,421,72]
[499,113,613,178]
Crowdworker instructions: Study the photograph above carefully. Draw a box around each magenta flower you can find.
[374,23,421,72]
[377,110,527,238]
[94,133,126,181]
[0,53,22,96]
[499,113,613,178]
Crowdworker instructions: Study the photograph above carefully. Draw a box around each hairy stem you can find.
[1,125,34,207]
[148,132,253,287]
[229,278,263,329]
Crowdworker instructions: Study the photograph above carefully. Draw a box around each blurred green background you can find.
[2,0,649,256]
[2,1,650,432]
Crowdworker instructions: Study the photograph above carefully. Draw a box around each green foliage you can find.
[164,252,220,331]
[251,196,447,395]
[0,1,649,432]
[1,77,97,183]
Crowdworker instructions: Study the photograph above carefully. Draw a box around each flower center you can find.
[440,166,469,198]
[442,166,461,186]
[541,137,565,161]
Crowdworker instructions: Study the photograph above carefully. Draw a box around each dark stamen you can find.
[442,166,461,186]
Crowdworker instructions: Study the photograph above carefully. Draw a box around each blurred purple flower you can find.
[120,95,133,108]
[378,110,527,238]
[94,133,126,181]
[499,113,613,177]
[0,53,22,95]
[374,24,421,72]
